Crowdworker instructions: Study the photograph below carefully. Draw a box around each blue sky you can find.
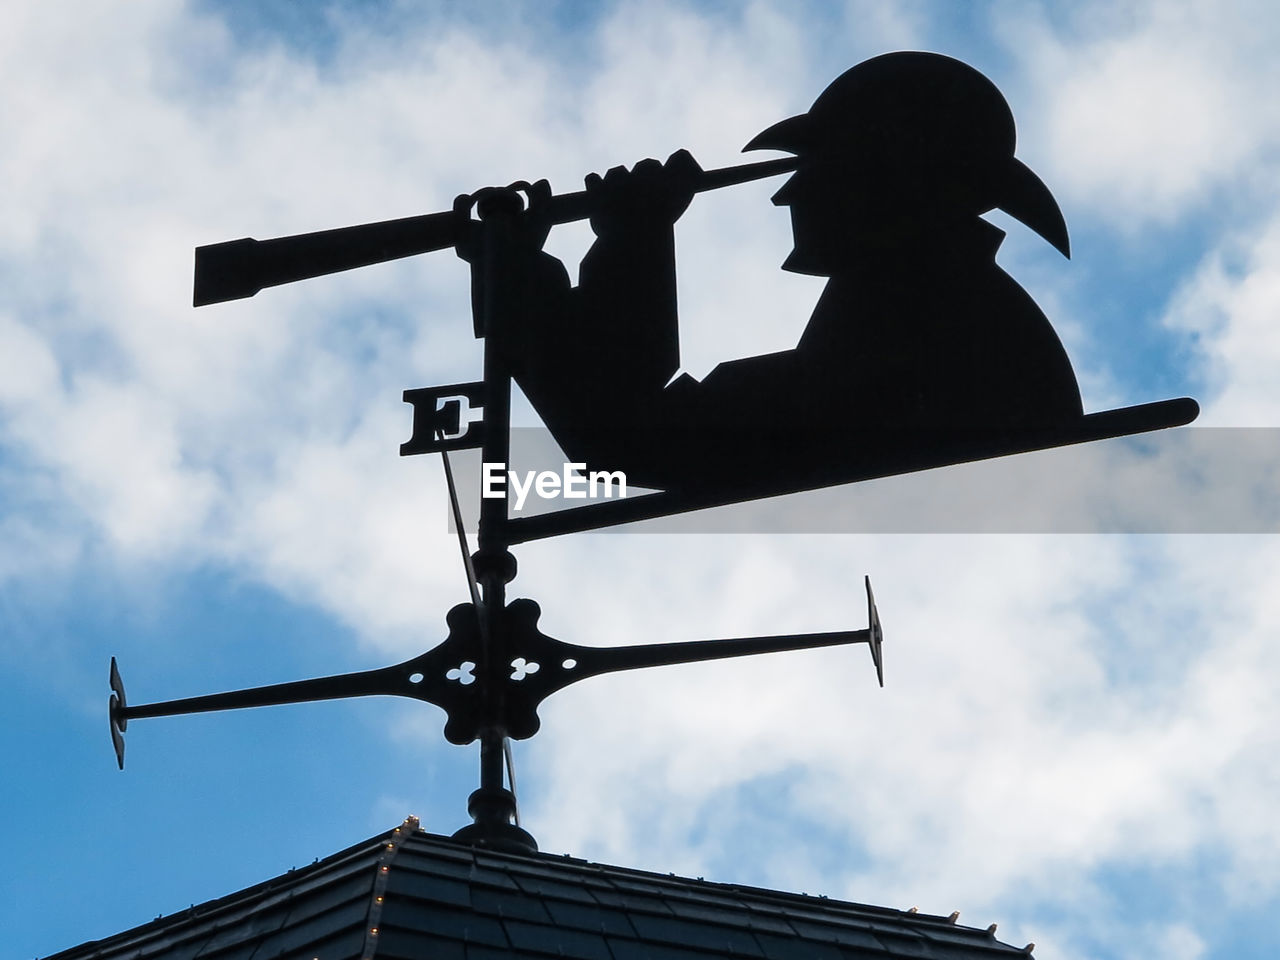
[2,2,1279,958]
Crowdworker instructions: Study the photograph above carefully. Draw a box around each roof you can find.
[45,817,1035,960]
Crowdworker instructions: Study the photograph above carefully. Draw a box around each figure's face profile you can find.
[770,159,930,275]
[771,166,845,276]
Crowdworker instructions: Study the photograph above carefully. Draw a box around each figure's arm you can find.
[452,181,619,460]
[452,181,571,358]
[575,151,703,391]
[451,157,701,477]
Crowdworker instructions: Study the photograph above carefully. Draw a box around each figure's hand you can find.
[585,149,703,237]
[453,179,554,263]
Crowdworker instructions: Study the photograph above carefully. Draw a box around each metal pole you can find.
[451,189,536,852]
[475,191,515,799]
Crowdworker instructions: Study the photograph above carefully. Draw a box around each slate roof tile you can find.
[510,872,605,904]
[246,897,368,955]
[385,864,472,908]
[542,897,637,936]
[258,926,365,959]
[785,917,886,951]
[665,899,793,935]
[502,918,612,958]
[470,885,555,923]
[462,948,544,960]
[373,927,466,959]
[752,930,847,960]
[199,943,255,960]
[378,898,509,948]
[609,937,733,960]
[587,885,676,914]
[628,912,766,957]
[278,874,374,925]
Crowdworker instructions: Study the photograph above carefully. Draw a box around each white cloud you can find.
[1003,0,1280,226]
[992,0,1280,431]
[1,3,1275,959]
[1165,213,1280,425]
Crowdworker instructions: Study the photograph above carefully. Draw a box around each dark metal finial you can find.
[451,787,538,855]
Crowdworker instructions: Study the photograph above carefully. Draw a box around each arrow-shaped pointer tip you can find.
[865,576,884,687]
[109,656,127,769]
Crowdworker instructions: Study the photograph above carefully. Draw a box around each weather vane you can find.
[108,52,1196,853]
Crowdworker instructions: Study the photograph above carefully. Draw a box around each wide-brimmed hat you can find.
[746,52,1069,257]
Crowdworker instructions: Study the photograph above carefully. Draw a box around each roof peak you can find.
[45,817,1034,960]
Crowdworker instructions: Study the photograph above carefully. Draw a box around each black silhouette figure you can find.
[193,49,1196,512]
[464,52,1086,494]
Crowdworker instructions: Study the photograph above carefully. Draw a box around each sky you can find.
[1,1,1278,958]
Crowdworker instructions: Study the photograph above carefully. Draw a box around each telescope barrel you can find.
[193,155,800,306]
[193,209,459,307]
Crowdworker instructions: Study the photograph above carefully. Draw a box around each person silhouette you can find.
[473,52,1084,494]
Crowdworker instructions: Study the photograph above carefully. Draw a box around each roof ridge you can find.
[360,815,419,959]
[438,828,960,926]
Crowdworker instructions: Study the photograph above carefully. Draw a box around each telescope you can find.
[192,155,801,307]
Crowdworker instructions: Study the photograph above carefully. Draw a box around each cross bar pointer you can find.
[110,579,882,763]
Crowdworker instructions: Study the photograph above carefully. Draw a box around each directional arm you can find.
[554,628,871,679]
[114,663,421,721]
[110,577,882,765]
[494,577,883,740]
[109,603,489,766]
[522,575,881,688]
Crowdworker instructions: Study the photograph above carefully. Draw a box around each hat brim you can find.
[743,113,812,153]
[997,158,1070,258]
